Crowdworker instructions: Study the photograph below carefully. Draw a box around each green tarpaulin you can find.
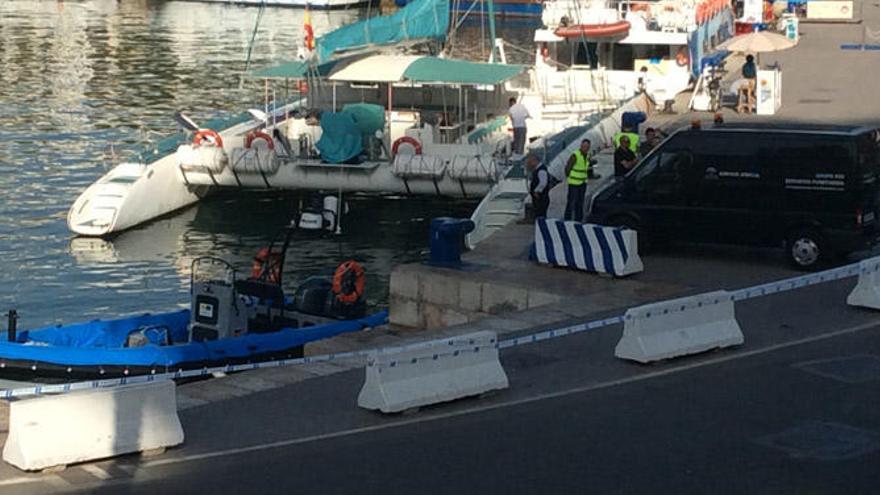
[403,58,525,85]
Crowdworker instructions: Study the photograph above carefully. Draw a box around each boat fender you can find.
[676,48,690,67]
[193,129,224,149]
[332,260,365,305]
[246,130,275,150]
[391,136,422,157]
[251,247,282,284]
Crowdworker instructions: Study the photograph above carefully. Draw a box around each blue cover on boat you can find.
[316,0,449,62]
[22,310,191,348]
[316,111,363,164]
[0,311,388,368]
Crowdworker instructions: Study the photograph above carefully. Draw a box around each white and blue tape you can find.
[2,256,876,399]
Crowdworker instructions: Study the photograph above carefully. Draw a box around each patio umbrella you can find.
[717,31,797,64]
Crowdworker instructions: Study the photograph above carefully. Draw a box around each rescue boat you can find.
[0,229,384,381]
[553,20,631,39]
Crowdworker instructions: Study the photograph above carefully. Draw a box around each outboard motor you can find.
[291,277,336,317]
[298,193,324,230]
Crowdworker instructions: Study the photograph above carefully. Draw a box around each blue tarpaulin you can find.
[316,112,364,163]
[317,0,449,62]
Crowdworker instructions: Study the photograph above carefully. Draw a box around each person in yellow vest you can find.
[613,125,640,154]
[564,139,596,222]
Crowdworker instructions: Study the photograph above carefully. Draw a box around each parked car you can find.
[588,123,880,269]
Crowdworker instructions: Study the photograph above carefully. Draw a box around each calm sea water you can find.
[0,0,537,331]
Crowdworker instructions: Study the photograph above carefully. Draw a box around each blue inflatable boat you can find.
[0,231,385,381]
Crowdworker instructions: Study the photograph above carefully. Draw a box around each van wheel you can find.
[786,229,826,270]
[607,215,650,253]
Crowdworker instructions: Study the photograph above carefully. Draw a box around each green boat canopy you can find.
[248,59,339,79]
[403,58,525,85]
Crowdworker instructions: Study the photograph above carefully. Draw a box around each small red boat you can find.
[554,20,631,39]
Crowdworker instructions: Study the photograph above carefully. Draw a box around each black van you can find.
[588,123,880,269]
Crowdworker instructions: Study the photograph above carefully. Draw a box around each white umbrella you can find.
[717,30,796,53]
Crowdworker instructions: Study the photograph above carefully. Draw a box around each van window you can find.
[858,129,880,185]
[634,148,691,196]
[773,135,853,192]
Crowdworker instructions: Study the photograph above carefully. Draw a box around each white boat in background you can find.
[532,0,735,111]
[177,0,371,9]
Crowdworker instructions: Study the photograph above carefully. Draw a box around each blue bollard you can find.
[429,217,475,267]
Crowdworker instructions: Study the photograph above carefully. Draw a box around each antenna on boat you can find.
[174,111,200,132]
[240,1,267,90]
[6,309,18,343]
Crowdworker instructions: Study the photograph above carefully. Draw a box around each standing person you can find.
[527,153,552,219]
[508,97,531,155]
[613,124,640,154]
[739,54,758,113]
[564,139,594,222]
[615,135,638,177]
[639,127,657,157]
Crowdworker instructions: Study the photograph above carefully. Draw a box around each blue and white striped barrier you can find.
[533,218,643,277]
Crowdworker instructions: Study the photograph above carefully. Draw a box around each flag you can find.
[304,6,315,51]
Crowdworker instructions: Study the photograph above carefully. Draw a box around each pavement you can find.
[3,6,880,493]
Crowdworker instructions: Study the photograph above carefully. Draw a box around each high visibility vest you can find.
[567,150,589,186]
[614,131,640,153]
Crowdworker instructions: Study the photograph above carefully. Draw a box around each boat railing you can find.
[615,0,694,33]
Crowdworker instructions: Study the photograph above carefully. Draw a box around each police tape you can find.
[2,256,876,399]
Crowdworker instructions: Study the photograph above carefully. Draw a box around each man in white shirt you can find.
[508,97,531,155]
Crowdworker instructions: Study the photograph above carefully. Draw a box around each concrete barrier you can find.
[3,380,183,471]
[534,218,643,277]
[846,257,880,309]
[615,290,744,363]
[358,331,509,413]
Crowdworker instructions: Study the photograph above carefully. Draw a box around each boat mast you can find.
[487,0,497,62]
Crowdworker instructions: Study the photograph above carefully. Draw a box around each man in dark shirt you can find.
[742,54,757,80]
[614,135,637,177]
[527,154,551,219]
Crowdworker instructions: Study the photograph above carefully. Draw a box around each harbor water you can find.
[0,0,537,331]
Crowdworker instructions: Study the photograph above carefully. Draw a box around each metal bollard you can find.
[7,309,17,343]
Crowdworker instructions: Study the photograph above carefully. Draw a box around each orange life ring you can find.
[391,136,422,156]
[332,260,365,305]
[193,129,223,149]
[246,130,274,150]
[676,48,690,67]
[297,80,308,93]
[251,247,282,284]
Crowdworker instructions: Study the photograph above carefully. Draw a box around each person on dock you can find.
[613,125,639,154]
[639,127,658,157]
[615,135,638,177]
[564,139,595,222]
[738,55,757,114]
[508,97,531,155]
[527,153,552,220]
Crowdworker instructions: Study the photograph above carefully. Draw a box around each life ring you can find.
[332,260,365,305]
[246,130,274,150]
[193,129,224,149]
[675,48,690,67]
[251,247,282,285]
[391,136,422,156]
[297,80,308,93]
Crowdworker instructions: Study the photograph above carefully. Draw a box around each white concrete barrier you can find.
[615,290,744,363]
[534,218,643,277]
[846,257,880,309]
[358,331,509,413]
[3,380,184,471]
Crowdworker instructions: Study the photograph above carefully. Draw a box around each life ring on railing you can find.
[193,129,224,149]
[251,247,282,285]
[246,130,275,150]
[297,80,308,93]
[332,260,365,305]
[675,47,690,67]
[391,136,422,156]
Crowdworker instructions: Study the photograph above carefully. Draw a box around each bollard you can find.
[7,309,17,343]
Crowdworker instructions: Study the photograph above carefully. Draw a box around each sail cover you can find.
[317,0,449,62]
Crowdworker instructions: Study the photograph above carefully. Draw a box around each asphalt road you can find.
[3,275,878,495]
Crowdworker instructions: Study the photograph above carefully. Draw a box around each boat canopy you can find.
[248,59,339,79]
[328,55,525,85]
[316,0,449,62]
